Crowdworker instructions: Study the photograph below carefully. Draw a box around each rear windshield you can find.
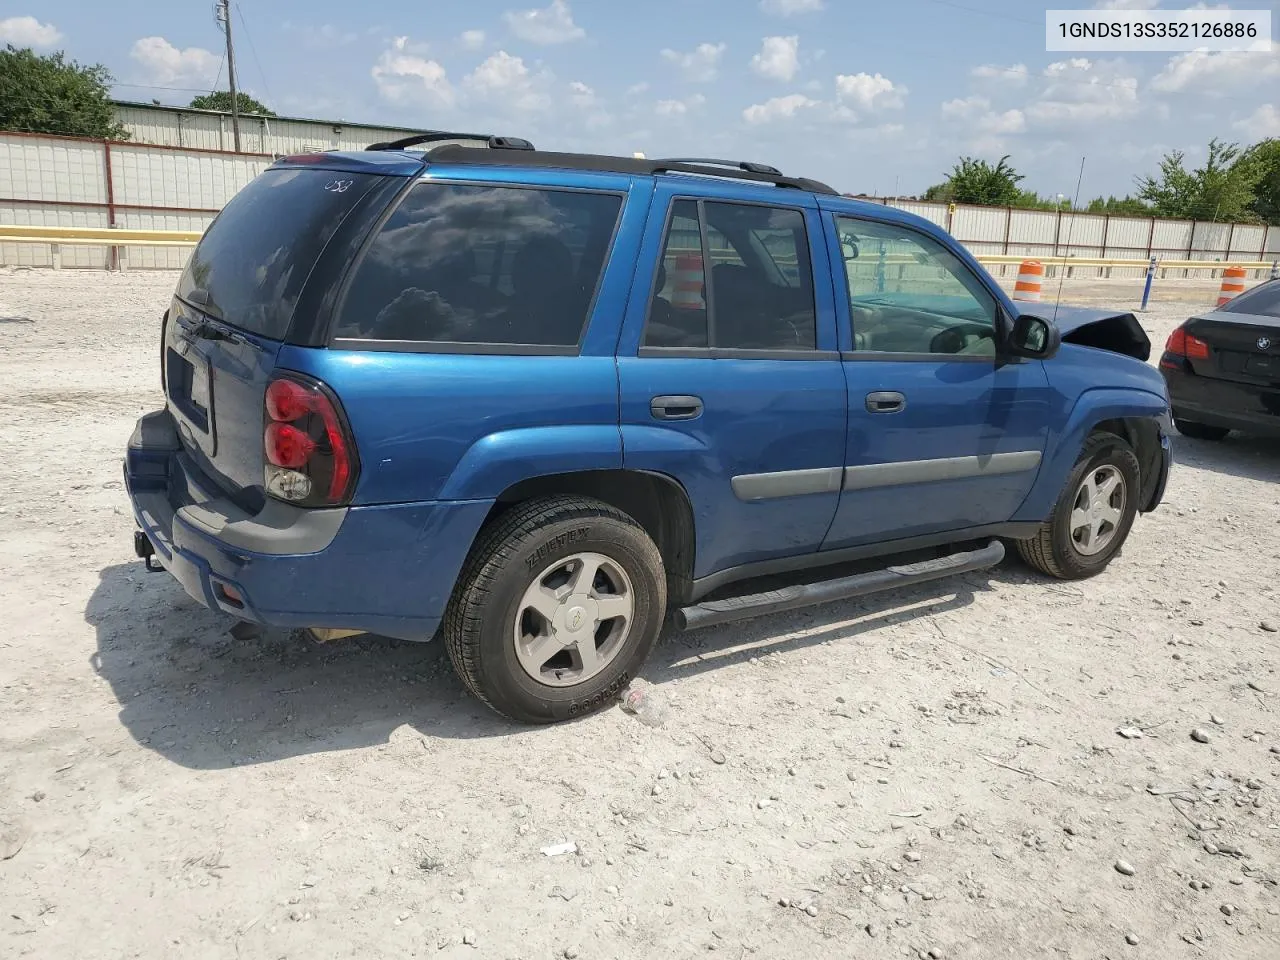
[1221,280,1280,319]
[177,168,379,339]
[333,182,623,347]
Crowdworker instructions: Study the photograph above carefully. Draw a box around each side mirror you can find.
[1005,313,1061,360]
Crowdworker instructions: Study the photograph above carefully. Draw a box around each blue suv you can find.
[125,133,1172,723]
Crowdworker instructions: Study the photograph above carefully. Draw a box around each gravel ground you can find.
[1,269,1278,960]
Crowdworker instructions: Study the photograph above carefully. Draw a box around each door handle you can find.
[651,395,704,421]
[865,391,906,414]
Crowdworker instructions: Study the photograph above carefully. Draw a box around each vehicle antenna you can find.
[1051,155,1086,326]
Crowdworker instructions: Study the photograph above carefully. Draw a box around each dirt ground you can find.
[1,269,1277,960]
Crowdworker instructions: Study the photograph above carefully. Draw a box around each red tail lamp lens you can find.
[265,422,317,468]
[262,374,358,506]
[1164,326,1209,361]
[266,378,313,422]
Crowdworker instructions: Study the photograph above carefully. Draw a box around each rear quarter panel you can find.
[1013,342,1169,521]
[279,175,653,506]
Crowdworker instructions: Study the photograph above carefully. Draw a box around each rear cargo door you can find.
[165,166,383,502]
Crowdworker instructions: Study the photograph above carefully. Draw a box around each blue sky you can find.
[3,1,1278,199]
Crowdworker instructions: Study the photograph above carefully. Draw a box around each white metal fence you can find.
[2,131,1278,278]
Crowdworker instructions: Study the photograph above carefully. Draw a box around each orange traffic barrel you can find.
[672,253,704,309]
[1216,265,1247,307]
[1012,260,1044,302]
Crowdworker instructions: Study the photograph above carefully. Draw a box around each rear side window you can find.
[643,199,817,352]
[177,168,379,339]
[1221,280,1280,319]
[334,182,623,348]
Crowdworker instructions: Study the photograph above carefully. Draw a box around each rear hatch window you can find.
[166,166,383,502]
[177,167,381,339]
[332,182,623,348]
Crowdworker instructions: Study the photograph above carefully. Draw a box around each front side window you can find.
[643,199,817,352]
[837,215,998,356]
[334,182,622,347]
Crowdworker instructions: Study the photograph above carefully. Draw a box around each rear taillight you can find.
[160,309,169,389]
[263,373,358,507]
[1161,325,1209,368]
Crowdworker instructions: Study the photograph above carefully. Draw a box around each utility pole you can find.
[215,0,241,152]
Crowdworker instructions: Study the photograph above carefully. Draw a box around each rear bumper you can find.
[124,410,492,641]
[1163,368,1280,437]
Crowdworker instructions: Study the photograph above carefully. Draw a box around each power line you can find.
[235,3,276,111]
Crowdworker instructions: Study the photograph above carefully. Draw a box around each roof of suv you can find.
[277,130,839,196]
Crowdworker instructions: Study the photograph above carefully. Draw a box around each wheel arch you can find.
[486,469,697,603]
[1013,387,1168,523]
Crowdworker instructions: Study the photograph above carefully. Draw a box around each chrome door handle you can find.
[865,391,906,414]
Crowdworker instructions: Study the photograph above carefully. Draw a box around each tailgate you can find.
[162,164,387,504]
[165,298,282,504]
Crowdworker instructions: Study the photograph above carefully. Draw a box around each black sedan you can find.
[1160,278,1280,440]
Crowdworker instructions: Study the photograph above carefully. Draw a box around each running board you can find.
[674,540,1005,631]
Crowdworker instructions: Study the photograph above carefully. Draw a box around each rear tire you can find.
[1015,432,1141,580]
[1173,418,1229,442]
[443,496,666,724]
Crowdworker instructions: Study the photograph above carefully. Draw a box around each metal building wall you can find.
[113,103,421,157]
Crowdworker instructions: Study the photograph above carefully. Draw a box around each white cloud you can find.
[460,29,486,50]
[751,35,800,82]
[371,37,454,107]
[655,93,706,117]
[1151,50,1280,94]
[0,15,62,48]
[971,63,1028,85]
[1093,0,1159,8]
[626,81,650,96]
[742,93,819,124]
[941,96,990,120]
[1235,104,1280,137]
[941,96,1025,134]
[661,42,726,82]
[759,0,824,14]
[834,72,907,111]
[502,0,585,45]
[464,50,551,112]
[1032,57,1139,125]
[979,109,1026,134]
[130,37,221,87]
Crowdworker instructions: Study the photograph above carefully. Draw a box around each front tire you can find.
[1015,432,1141,580]
[1173,418,1230,442]
[444,497,666,724]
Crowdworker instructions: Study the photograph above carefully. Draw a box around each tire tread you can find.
[1015,431,1138,580]
[443,496,654,719]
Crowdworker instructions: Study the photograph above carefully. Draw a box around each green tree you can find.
[1135,139,1261,222]
[1238,138,1280,225]
[189,91,275,116]
[0,45,127,139]
[924,155,1026,206]
[1086,195,1154,216]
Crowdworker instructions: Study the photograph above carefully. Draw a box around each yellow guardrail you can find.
[0,224,202,246]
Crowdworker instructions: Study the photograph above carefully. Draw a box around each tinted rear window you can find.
[1221,280,1280,319]
[177,168,379,339]
[333,182,623,347]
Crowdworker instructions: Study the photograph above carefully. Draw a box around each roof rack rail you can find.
[654,157,783,177]
[366,131,535,152]
[416,145,839,195]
